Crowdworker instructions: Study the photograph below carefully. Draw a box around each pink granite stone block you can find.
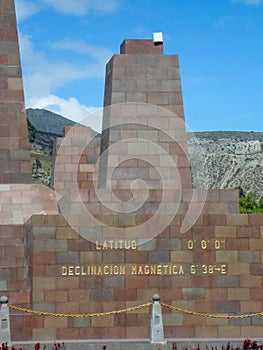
[227,238,249,250]
[120,39,163,54]
[249,214,263,225]
[0,54,8,64]
[238,226,259,238]
[147,92,169,105]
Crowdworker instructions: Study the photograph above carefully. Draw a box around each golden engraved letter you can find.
[61,266,67,275]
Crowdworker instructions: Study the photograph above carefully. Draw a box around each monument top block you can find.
[120,38,164,54]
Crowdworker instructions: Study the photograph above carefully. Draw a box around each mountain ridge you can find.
[26,108,263,197]
[27,108,98,154]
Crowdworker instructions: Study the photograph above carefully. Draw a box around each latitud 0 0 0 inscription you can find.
[95,240,137,250]
[94,239,226,251]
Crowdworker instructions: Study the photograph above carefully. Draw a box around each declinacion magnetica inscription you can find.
[61,264,227,276]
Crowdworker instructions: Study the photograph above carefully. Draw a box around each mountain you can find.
[188,132,263,198]
[27,108,79,135]
[27,108,98,154]
[26,108,263,197]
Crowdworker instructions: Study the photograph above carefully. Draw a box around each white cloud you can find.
[19,33,54,97]
[15,0,121,21]
[214,15,235,28]
[232,0,263,4]
[15,0,41,21]
[28,95,102,132]
[18,35,109,131]
[19,33,112,98]
[16,3,114,132]
[51,39,113,70]
[41,0,120,15]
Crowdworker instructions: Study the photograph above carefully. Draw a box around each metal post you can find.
[0,296,11,345]
[150,293,166,344]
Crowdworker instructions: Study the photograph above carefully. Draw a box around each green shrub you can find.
[239,192,263,213]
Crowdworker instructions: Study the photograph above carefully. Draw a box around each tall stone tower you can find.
[0,0,31,183]
[99,38,192,190]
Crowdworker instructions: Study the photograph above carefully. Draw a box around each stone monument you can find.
[0,0,31,183]
[0,0,263,343]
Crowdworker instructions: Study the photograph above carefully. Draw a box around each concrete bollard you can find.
[0,296,11,345]
[150,293,166,344]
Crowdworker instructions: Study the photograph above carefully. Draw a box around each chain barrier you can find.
[161,302,263,319]
[9,302,263,320]
[9,303,151,318]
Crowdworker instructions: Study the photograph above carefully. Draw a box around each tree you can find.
[27,119,36,143]
[258,196,263,210]
[239,192,263,214]
[35,157,42,171]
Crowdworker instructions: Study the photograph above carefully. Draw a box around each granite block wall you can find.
[52,126,100,195]
[0,0,31,183]
[15,212,262,340]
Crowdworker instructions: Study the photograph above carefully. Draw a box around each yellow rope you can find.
[9,302,151,318]
[161,302,263,319]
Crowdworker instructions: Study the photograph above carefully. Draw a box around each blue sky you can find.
[15,0,263,132]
